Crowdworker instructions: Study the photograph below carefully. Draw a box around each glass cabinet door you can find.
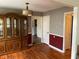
[27,17,31,33]
[13,18,20,37]
[23,19,27,36]
[6,18,12,38]
[0,18,4,38]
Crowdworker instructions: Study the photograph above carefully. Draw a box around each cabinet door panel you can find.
[23,19,28,36]
[0,18,4,38]
[13,18,20,37]
[6,40,21,52]
[22,38,28,49]
[27,17,31,33]
[49,34,63,50]
[6,17,12,38]
[0,41,5,54]
[20,17,28,49]
[56,36,63,50]
[13,40,21,50]
[6,40,14,52]
[49,35,56,47]
[21,18,28,37]
[27,34,32,44]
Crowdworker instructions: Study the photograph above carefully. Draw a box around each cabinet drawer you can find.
[22,39,28,49]
[0,41,5,54]
[6,40,21,52]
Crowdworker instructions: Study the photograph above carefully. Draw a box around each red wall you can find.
[49,34,63,50]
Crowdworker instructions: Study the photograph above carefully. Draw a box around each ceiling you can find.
[0,0,71,12]
[54,0,79,7]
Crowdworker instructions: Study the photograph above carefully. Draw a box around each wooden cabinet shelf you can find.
[0,13,32,55]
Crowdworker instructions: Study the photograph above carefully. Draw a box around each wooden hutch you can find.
[0,13,32,55]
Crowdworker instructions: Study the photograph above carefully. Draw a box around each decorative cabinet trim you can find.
[0,13,32,55]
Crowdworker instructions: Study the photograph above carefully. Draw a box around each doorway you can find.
[34,19,37,36]
[64,12,73,53]
[32,18,41,44]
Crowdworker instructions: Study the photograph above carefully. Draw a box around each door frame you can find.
[63,11,73,52]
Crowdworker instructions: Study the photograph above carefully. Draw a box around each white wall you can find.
[43,7,73,36]
[32,16,43,39]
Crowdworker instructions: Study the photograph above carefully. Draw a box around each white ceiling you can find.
[0,0,71,12]
[54,0,79,7]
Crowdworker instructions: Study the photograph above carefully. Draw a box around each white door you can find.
[42,16,50,45]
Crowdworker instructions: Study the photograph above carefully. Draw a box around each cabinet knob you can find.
[53,36,55,38]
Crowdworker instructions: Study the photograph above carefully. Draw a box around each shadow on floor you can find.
[32,35,41,44]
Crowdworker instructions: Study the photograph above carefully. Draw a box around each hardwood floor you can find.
[0,43,71,59]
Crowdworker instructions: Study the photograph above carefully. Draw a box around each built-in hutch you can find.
[0,13,32,54]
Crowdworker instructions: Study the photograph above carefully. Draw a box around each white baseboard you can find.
[49,44,64,53]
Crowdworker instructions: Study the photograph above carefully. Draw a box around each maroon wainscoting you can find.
[49,34,63,50]
[27,34,32,44]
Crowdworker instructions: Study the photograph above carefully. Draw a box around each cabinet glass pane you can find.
[13,19,20,37]
[14,19,16,36]
[28,19,31,33]
[24,20,27,36]
[6,18,12,38]
[0,18,3,37]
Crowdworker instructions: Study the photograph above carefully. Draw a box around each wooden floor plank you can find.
[0,43,71,59]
